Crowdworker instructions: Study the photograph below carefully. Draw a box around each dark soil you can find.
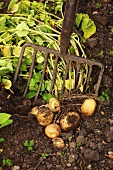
[0,0,113,170]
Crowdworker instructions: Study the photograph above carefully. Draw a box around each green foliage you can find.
[0,137,4,142]
[99,89,110,102]
[97,50,104,56]
[42,153,48,159]
[0,0,96,99]
[0,113,13,128]
[75,13,96,39]
[3,158,13,167]
[24,140,35,151]
[96,3,102,9]
[61,152,66,158]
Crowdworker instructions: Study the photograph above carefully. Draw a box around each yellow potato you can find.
[81,98,96,116]
[52,137,65,149]
[48,98,61,112]
[36,106,54,126]
[60,112,80,132]
[45,123,61,138]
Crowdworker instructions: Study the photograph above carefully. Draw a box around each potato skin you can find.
[52,137,65,149]
[48,98,61,112]
[45,123,61,138]
[81,98,96,116]
[60,112,80,132]
[36,106,54,126]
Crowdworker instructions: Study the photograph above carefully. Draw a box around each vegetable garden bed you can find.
[0,0,113,170]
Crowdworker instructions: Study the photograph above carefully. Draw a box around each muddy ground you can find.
[0,0,113,170]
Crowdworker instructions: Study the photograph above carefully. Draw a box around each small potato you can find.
[36,106,54,126]
[45,123,61,138]
[60,112,80,132]
[81,98,96,116]
[48,98,61,112]
[52,137,65,149]
[31,106,39,116]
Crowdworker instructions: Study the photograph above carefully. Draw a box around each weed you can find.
[99,89,110,102]
[109,51,113,55]
[96,3,102,9]
[24,140,35,151]
[0,137,4,142]
[97,50,104,56]
[61,152,66,158]
[3,158,13,167]
[76,143,81,148]
[42,153,48,159]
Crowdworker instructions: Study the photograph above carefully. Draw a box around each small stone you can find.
[46,164,53,169]
[67,163,71,167]
[11,166,20,170]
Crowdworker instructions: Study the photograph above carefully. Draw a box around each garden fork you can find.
[13,0,104,100]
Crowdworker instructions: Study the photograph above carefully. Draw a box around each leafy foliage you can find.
[0,113,13,128]
[24,140,35,151]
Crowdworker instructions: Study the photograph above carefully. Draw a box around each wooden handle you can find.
[60,0,78,55]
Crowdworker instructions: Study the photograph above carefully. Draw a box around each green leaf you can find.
[28,14,35,27]
[29,140,34,146]
[83,20,96,39]
[8,0,18,11]
[24,140,29,146]
[0,113,11,124]
[0,119,13,128]
[35,36,44,46]
[0,59,7,67]
[29,78,36,87]
[42,93,53,102]
[33,71,42,82]
[82,16,90,32]
[16,22,29,37]
[26,91,36,99]
[0,138,4,142]
[75,13,83,27]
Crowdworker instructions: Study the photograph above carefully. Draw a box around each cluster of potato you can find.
[31,98,97,149]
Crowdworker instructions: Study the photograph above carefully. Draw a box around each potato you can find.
[81,98,96,116]
[36,106,54,126]
[45,123,61,138]
[52,137,65,149]
[60,112,80,132]
[31,106,39,116]
[48,98,61,112]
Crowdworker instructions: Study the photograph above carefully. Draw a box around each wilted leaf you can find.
[13,47,22,56]
[2,79,12,89]
[1,45,11,58]
[83,20,96,39]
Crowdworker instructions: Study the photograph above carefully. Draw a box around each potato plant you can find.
[0,0,96,99]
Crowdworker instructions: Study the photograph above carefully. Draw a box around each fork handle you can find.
[60,0,78,55]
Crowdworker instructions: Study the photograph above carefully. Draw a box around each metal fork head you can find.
[13,43,104,100]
